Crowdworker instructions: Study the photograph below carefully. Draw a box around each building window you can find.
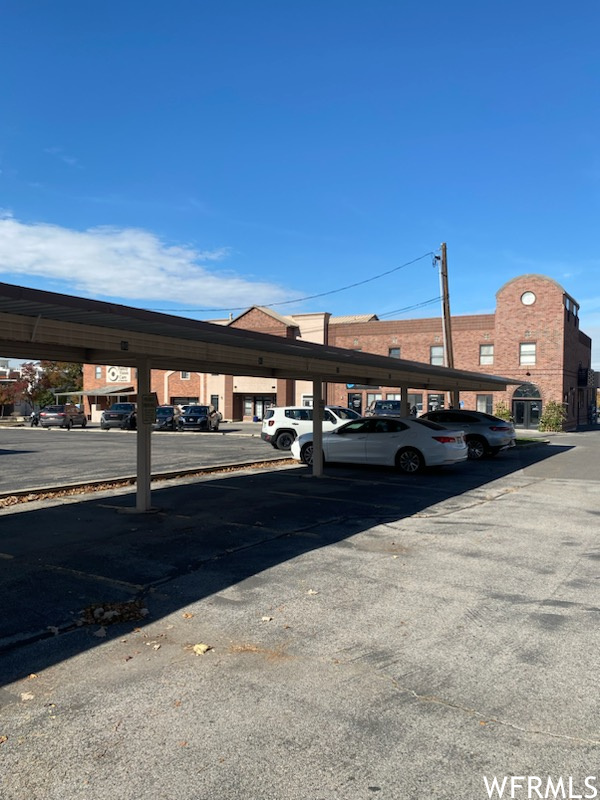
[519,343,536,366]
[476,394,493,414]
[388,347,401,359]
[479,344,494,366]
[386,393,401,400]
[301,395,313,407]
[430,346,444,366]
[95,366,102,379]
[181,371,190,380]
[367,393,382,406]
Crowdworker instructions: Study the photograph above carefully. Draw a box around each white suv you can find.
[261,405,361,450]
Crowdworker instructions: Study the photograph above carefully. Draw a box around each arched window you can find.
[513,383,541,399]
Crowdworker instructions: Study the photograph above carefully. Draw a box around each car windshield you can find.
[412,418,446,430]
[156,407,174,417]
[333,408,361,420]
[186,406,209,414]
[44,406,64,413]
[110,403,134,412]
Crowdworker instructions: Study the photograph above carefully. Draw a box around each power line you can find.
[146,250,436,314]
[377,296,442,319]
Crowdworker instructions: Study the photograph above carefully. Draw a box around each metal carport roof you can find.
[0,281,522,509]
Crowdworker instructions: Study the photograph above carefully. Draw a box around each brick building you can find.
[82,273,596,430]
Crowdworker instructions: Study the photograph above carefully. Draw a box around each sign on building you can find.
[107,366,131,383]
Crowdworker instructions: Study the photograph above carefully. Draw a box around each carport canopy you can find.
[0,281,522,509]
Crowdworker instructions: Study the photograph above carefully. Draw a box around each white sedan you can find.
[290,416,468,474]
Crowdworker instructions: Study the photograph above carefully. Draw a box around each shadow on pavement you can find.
[0,441,570,686]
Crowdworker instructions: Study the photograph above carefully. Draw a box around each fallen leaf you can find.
[20,693,34,702]
[307,589,319,595]
[182,612,194,619]
[153,644,161,651]
[0,736,7,745]
[27,674,38,680]
[261,616,273,622]
[192,643,212,656]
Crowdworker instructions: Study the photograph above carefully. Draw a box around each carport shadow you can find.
[0,441,571,686]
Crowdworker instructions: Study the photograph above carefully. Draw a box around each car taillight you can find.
[489,425,510,431]
[432,435,458,443]
[58,413,66,417]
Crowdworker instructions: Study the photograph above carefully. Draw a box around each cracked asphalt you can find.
[0,428,599,799]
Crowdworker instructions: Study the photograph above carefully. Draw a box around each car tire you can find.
[395,447,424,474]
[101,423,109,430]
[300,442,314,466]
[466,436,487,460]
[274,431,295,450]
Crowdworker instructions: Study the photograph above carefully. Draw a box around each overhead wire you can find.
[145,250,437,314]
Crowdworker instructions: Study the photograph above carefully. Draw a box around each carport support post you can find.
[401,388,409,417]
[136,359,152,512]
[312,378,324,477]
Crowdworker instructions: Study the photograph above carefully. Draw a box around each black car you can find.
[180,405,220,432]
[100,402,137,430]
[152,405,182,431]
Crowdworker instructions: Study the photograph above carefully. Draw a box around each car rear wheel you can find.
[395,447,424,474]
[466,436,487,460]
[274,431,295,450]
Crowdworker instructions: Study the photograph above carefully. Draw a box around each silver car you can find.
[419,409,516,460]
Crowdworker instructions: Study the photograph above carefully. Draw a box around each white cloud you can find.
[0,216,291,311]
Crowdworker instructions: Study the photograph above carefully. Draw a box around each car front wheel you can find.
[395,447,424,474]
[300,442,314,465]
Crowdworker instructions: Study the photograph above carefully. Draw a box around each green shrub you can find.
[494,401,513,422]
[538,400,566,432]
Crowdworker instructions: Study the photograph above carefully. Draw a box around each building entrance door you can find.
[512,384,542,429]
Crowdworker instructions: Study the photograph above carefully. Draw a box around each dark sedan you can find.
[180,405,220,432]
[153,405,182,431]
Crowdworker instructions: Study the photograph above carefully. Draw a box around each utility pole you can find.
[438,243,459,408]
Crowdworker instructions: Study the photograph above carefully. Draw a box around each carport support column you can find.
[312,378,324,477]
[136,359,152,512]
[401,387,409,417]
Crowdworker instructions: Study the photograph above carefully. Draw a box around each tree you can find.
[17,361,83,409]
[0,382,16,417]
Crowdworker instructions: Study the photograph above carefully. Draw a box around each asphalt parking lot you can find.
[1,427,599,800]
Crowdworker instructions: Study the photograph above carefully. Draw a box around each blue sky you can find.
[1,1,599,367]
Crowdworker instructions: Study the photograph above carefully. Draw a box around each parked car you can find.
[364,399,404,417]
[39,404,88,430]
[100,402,137,430]
[419,409,516,460]
[261,405,361,450]
[180,404,221,432]
[153,405,182,431]
[290,416,468,473]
